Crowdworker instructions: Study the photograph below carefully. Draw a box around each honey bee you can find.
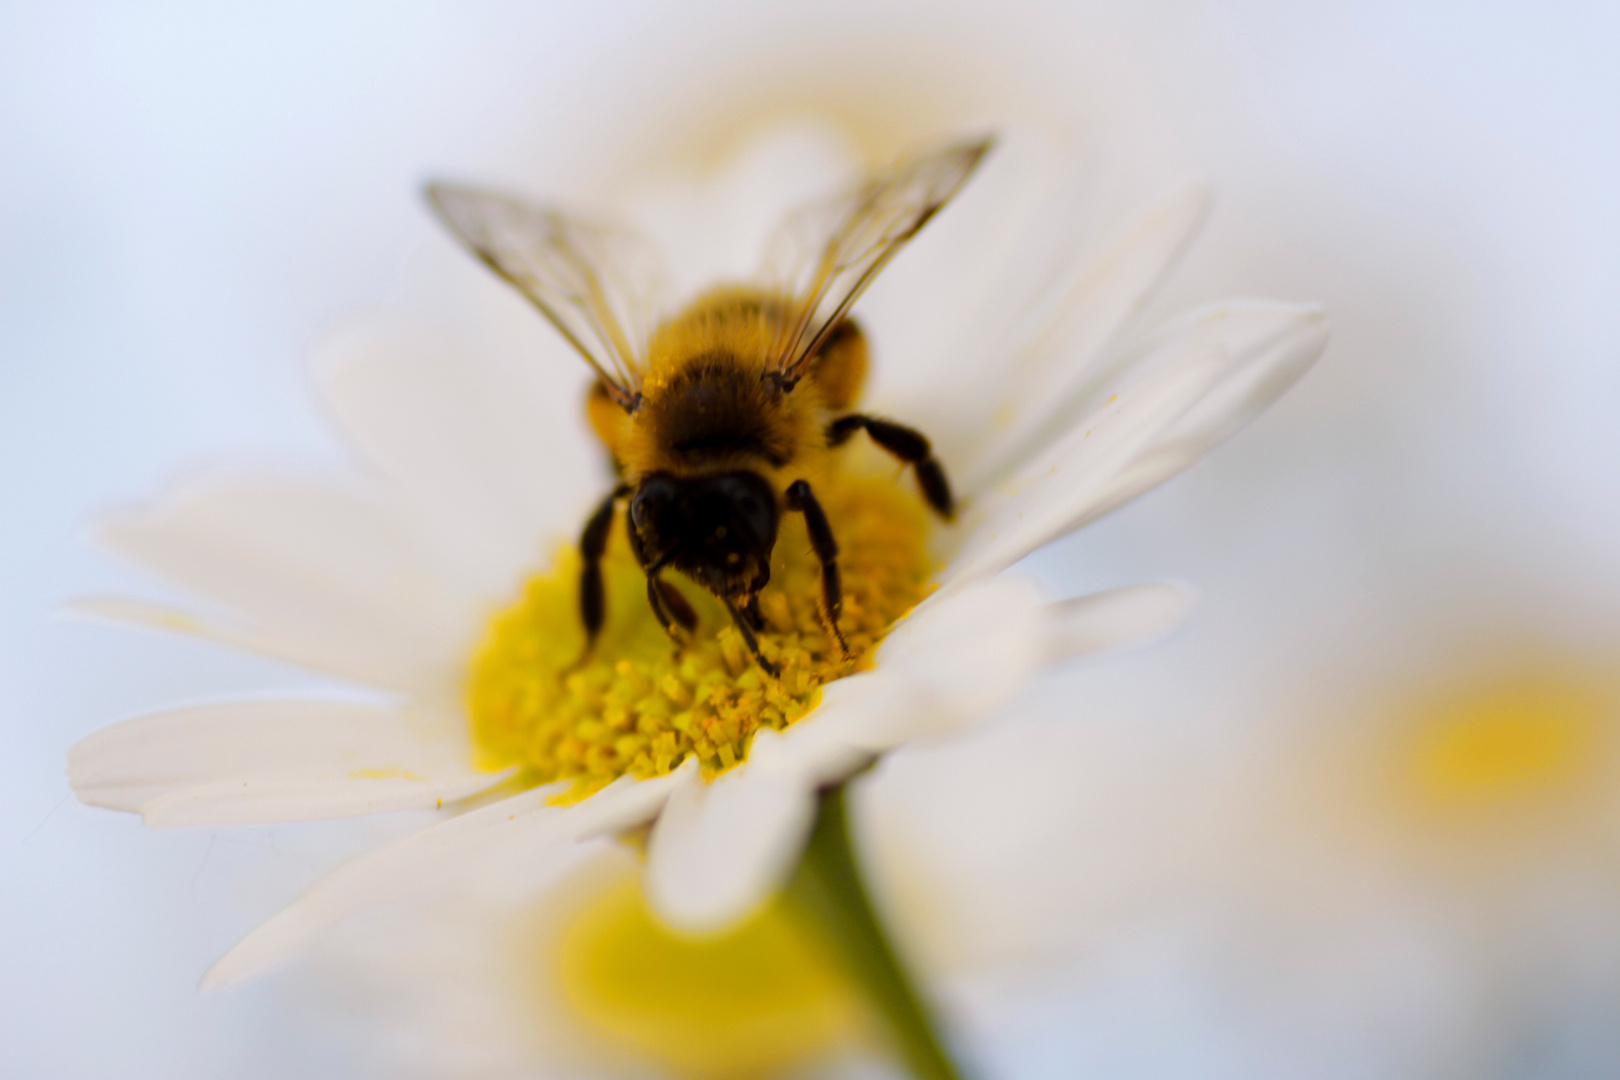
[427,136,991,674]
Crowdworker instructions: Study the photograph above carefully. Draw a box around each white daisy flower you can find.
[1182,606,1620,1077]
[67,122,1326,999]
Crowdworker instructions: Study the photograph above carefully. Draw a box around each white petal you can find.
[96,473,475,696]
[200,760,695,990]
[68,596,360,687]
[1042,582,1195,663]
[773,673,917,780]
[963,182,1213,491]
[856,577,1048,748]
[314,324,594,602]
[642,730,818,933]
[69,699,501,828]
[945,302,1328,585]
[1075,301,1329,527]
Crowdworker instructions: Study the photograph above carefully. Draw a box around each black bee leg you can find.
[741,594,767,633]
[784,479,848,657]
[626,521,698,644]
[723,595,778,678]
[577,484,631,661]
[827,414,955,520]
[645,574,699,642]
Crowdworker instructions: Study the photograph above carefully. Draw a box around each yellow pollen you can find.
[1404,675,1606,811]
[466,474,933,797]
[553,877,860,1079]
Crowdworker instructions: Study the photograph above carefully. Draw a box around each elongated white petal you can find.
[69,700,501,828]
[785,581,1192,772]
[857,577,1048,747]
[772,674,917,780]
[65,596,432,700]
[1042,582,1195,663]
[96,474,475,696]
[315,325,593,602]
[963,183,1213,491]
[200,761,695,990]
[1071,301,1329,528]
[643,729,818,933]
[945,302,1328,586]
[742,578,1045,772]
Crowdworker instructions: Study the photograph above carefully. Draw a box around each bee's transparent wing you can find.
[426,184,667,410]
[763,136,993,389]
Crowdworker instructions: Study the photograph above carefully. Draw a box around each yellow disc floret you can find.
[552,875,860,1079]
[466,472,933,798]
[1405,674,1607,812]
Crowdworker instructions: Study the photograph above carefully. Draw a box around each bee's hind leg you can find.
[826,414,954,520]
[577,484,631,662]
[785,479,848,658]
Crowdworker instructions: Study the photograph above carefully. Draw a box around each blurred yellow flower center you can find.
[1406,676,1606,810]
[467,473,932,797]
[555,877,860,1079]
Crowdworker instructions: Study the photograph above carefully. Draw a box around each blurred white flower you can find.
[1191,610,1620,1079]
[66,122,1323,989]
[316,842,867,1080]
[981,573,1620,1079]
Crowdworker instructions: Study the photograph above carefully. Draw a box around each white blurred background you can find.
[4,2,1618,1078]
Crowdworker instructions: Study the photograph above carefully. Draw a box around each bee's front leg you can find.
[740,594,767,633]
[785,479,848,658]
[623,507,697,644]
[644,575,698,641]
[721,595,778,678]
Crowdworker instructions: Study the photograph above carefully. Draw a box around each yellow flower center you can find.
[467,472,933,797]
[1404,675,1607,811]
[553,875,861,1079]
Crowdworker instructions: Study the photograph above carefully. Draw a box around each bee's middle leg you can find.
[827,414,954,520]
[785,479,848,657]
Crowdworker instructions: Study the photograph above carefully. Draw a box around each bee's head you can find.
[630,471,779,597]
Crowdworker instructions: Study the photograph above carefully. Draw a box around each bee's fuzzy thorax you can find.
[618,287,836,487]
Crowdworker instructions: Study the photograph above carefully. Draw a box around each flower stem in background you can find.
[788,782,970,1080]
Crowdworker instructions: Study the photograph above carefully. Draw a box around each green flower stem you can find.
[787,781,970,1080]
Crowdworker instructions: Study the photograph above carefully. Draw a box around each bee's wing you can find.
[763,136,993,389]
[426,184,666,410]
